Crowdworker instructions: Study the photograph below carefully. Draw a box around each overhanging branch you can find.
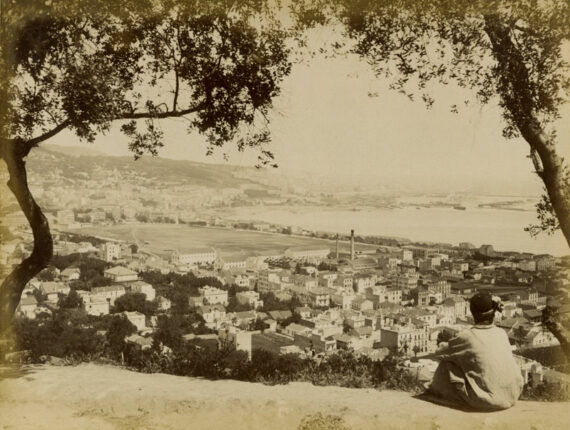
[27,120,72,148]
[120,103,205,120]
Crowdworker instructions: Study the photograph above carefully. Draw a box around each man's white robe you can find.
[429,325,524,410]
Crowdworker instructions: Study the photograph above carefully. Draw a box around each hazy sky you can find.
[50,35,570,196]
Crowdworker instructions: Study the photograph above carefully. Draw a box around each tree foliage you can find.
[57,288,83,310]
[0,0,292,331]
[13,308,104,362]
[112,292,157,316]
[153,313,206,351]
[2,0,291,161]
[139,270,225,314]
[105,314,137,359]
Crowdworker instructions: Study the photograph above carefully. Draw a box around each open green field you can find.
[69,224,378,259]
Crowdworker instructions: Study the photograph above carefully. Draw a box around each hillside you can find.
[1,363,568,430]
[26,145,275,190]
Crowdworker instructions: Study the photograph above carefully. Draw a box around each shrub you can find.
[12,312,105,363]
[521,382,569,402]
[297,413,351,430]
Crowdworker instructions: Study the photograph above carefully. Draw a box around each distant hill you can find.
[27,145,276,190]
[42,143,107,158]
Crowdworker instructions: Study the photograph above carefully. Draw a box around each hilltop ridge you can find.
[29,145,271,190]
[0,363,567,430]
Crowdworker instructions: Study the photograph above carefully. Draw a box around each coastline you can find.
[226,204,568,256]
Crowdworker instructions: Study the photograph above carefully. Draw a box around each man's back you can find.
[430,325,524,410]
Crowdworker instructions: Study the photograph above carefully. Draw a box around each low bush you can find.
[521,381,569,402]
[123,342,424,394]
[297,413,352,430]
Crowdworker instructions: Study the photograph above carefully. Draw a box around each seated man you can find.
[427,292,523,410]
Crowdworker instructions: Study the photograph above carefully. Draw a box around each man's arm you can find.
[434,331,472,361]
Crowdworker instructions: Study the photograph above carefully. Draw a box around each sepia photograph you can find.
[0,1,569,429]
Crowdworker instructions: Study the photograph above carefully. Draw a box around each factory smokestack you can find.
[350,229,355,260]
[336,234,339,260]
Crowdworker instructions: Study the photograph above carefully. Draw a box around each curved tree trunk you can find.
[0,138,53,335]
[484,16,570,248]
[484,16,570,363]
[517,123,570,246]
[542,304,570,367]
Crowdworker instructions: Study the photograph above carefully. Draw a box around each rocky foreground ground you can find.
[0,363,568,430]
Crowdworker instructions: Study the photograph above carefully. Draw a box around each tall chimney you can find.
[350,229,355,260]
[336,234,339,260]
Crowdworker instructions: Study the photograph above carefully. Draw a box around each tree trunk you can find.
[520,125,570,248]
[542,305,570,367]
[0,139,53,334]
[484,16,570,248]
[484,16,570,363]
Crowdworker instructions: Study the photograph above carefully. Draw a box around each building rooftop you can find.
[178,248,216,255]
[104,266,138,277]
[122,311,144,318]
[20,295,38,306]
[60,267,80,276]
[198,304,226,313]
[267,310,292,321]
[92,285,126,294]
[40,282,67,294]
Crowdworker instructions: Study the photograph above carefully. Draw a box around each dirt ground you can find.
[0,363,568,430]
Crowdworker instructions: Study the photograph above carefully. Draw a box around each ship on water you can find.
[453,205,466,210]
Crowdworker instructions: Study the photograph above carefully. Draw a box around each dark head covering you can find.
[470,292,495,318]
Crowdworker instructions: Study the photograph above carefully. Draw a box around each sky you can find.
[49,31,570,196]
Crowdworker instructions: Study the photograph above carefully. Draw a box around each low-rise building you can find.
[83,299,110,316]
[127,280,156,301]
[335,274,354,289]
[411,287,430,307]
[292,274,318,290]
[215,257,247,271]
[90,285,126,306]
[197,304,227,329]
[284,246,330,261]
[102,242,121,262]
[39,281,70,303]
[252,332,295,355]
[60,267,81,281]
[257,269,284,293]
[331,290,355,310]
[104,266,138,283]
[517,259,537,272]
[344,312,366,329]
[236,291,264,309]
[305,288,331,308]
[354,274,377,294]
[441,296,469,321]
[534,255,556,272]
[171,248,217,266]
[232,274,253,289]
[380,324,429,356]
[17,295,38,319]
[427,280,451,301]
[293,332,336,355]
[351,297,374,312]
[396,273,419,290]
[318,271,338,288]
[123,311,146,331]
[199,286,228,306]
